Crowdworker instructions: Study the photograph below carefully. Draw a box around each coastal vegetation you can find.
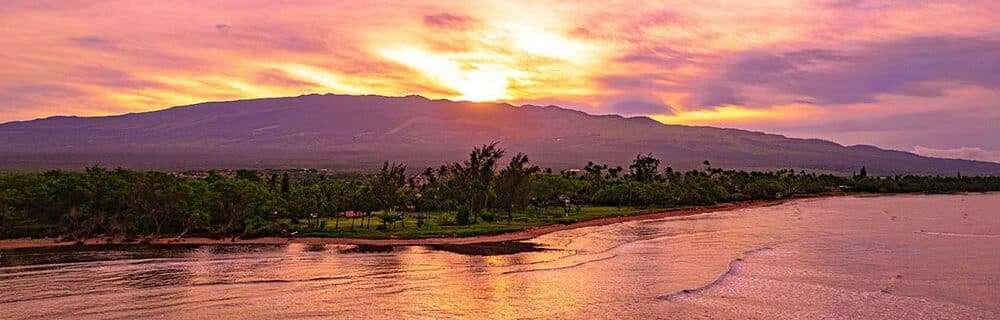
[1,143,998,241]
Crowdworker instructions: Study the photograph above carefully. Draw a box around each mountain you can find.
[1,93,998,175]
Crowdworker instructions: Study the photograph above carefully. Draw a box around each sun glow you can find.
[375,22,605,103]
[504,25,592,62]
[380,47,513,102]
[274,64,363,94]
[652,104,822,125]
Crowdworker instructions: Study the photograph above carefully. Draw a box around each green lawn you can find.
[287,206,664,239]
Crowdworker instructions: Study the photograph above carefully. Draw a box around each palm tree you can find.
[497,153,539,223]
[449,142,505,223]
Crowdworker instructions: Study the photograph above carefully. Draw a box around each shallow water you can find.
[2,194,998,319]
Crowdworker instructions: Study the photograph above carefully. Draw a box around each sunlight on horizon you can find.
[377,23,599,103]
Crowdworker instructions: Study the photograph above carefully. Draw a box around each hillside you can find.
[1,93,998,175]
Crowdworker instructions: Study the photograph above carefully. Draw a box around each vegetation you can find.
[1,143,998,241]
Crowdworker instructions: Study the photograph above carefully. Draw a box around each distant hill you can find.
[1,93,998,175]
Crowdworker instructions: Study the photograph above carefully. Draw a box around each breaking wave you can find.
[915,230,998,238]
[657,246,775,301]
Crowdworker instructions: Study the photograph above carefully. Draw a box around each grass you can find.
[286,206,664,239]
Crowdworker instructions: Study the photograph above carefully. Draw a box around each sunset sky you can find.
[1,1,998,161]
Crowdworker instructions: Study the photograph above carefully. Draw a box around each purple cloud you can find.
[81,67,162,89]
[423,13,475,29]
[0,85,83,116]
[617,46,694,68]
[707,36,1000,105]
[254,69,317,88]
[209,25,329,53]
[757,105,1000,154]
[820,0,935,10]
[601,96,674,116]
[695,84,744,107]
[599,74,674,90]
[912,146,1000,164]
[67,36,116,50]
[2,84,81,97]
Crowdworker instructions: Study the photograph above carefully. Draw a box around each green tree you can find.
[376,212,404,229]
[235,169,262,182]
[288,184,323,229]
[370,161,407,216]
[496,153,539,223]
[528,173,579,210]
[130,172,193,236]
[743,179,788,199]
[629,153,660,182]
[0,189,34,238]
[267,172,279,191]
[205,178,274,237]
[353,186,379,229]
[318,180,353,229]
[280,172,291,194]
[450,142,505,224]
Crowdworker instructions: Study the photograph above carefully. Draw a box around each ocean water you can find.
[2,194,998,319]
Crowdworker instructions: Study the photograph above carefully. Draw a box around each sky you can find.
[1,0,998,162]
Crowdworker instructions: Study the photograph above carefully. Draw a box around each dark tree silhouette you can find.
[629,153,660,182]
[280,172,291,194]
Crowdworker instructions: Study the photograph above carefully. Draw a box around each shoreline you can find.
[0,197,817,250]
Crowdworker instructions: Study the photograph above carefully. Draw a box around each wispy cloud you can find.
[913,146,1000,163]
[701,37,1000,106]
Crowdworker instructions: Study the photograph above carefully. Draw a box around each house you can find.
[409,173,431,187]
[342,210,362,218]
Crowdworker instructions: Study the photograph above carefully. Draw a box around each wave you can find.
[657,246,776,301]
[506,229,727,274]
[657,258,745,301]
[915,230,998,238]
[191,275,357,287]
[502,254,619,274]
[742,246,775,256]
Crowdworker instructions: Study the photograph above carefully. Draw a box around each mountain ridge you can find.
[1,93,998,175]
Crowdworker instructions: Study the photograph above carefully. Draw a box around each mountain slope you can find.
[1,93,998,175]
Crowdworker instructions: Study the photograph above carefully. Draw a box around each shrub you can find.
[480,211,497,223]
[744,179,787,199]
[243,216,282,237]
[436,212,456,226]
[455,205,472,225]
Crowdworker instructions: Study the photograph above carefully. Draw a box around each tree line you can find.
[2,142,998,240]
